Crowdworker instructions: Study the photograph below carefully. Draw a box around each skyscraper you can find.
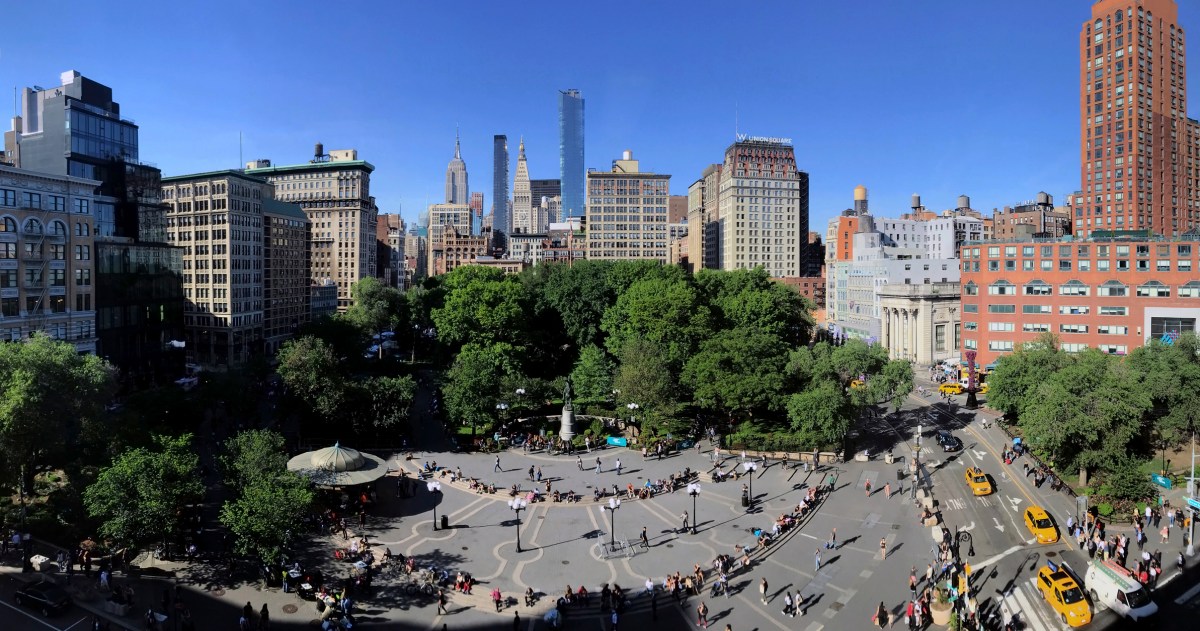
[558,89,585,219]
[492,135,510,237]
[512,138,534,233]
[1079,0,1199,237]
[469,192,484,235]
[445,129,469,204]
[715,137,809,277]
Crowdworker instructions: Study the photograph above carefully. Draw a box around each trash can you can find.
[897,469,905,482]
[741,493,749,508]
[441,515,449,530]
[885,451,894,464]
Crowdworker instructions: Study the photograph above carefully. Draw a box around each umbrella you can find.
[287,442,389,488]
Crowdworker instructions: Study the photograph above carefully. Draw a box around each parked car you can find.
[935,430,962,452]
[14,581,71,617]
[938,382,963,395]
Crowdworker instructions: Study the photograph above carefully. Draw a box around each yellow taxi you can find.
[1036,564,1091,626]
[939,382,963,395]
[978,382,989,394]
[964,466,993,496]
[1025,506,1059,543]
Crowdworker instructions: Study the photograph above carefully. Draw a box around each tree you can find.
[220,430,289,491]
[569,345,616,402]
[601,277,712,371]
[986,333,1070,420]
[696,268,814,346]
[613,337,680,434]
[535,262,617,350]
[219,472,314,565]
[682,328,789,424]
[346,277,408,357]
[441,343,522,436]
[865,359,915,412]
[1128,332,1200,450]
[83,434,204,550]
[432,267,529,352]
[359,375,417,431]
[0,334,115,509]
[276,336,347,419]
[786,380,853,449]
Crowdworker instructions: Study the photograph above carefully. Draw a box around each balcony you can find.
[23,281,44,291]
[21,252,44,262]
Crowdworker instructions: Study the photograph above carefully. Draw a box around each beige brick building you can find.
[263,198,311,355]
[586,151,671,261]
[0,165,98,351]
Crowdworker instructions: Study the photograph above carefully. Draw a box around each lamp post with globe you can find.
[687,483,701,534]
[603,497,621,547]
[428,481,442,531]
[509,498,528,553]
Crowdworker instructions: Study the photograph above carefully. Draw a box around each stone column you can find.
[881,306,890,355]
[910,308,919,364]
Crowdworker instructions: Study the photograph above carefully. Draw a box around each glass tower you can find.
[558,89,585,219]
[492,135,509,236]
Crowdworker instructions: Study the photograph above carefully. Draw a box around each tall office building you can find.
[246,145,378,312]
[5,71,184,385]
[263,198,311,352]
[1079,0,1200,237]
[492,135,510,238]
[558,89,585,219]
[530,179,561,208]
[469,192,484,235]
[686,164,723,274]
[585,150,671,261]
[160,171,269,367]
[512,138,534,233]
[445,130,469,204]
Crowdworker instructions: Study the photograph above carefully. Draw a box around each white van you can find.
[1083,559,1158,622]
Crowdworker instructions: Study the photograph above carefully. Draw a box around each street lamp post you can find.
[508,498,528,553]
[954,529,975,558]
[743,462,758,510]
[687,483,701,534]
[626,402,639,427]
[603,498,621,547]
[428,481,442,531]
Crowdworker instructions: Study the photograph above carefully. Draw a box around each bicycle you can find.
[401,572,438,596]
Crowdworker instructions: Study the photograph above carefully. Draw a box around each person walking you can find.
[909,567,918,600]
[640,526,649,549]
[437,589,448,615]
[759,577,769,604]
[884,482,891,499]
[681,511,690,534]
[814,549,821,571]
[259,604,270,631]
[615,458,622,476]
[528,466,535,482]
[880,538,888,559]
[610,609,618,631]
[873,601,889,628]
[494,455,502,473]
[865,479,872,498]
[595,458,602,475]
[795,590,804,616]
[827,528,837,549]
[697,601,709,628]
[782,592,792,617]
[513,611,521,631]
[577,455,583,471]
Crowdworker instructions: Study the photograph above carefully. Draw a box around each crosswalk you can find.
[995,578,1069,631]
[941,496,997,512]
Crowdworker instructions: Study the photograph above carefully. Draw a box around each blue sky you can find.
[4,0,1199,232]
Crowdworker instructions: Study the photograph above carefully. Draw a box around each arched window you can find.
[49,220,67,236]
[1059,280,1089,296]
[1136,280,1170,298]
[1024,280,1051,296]
[23,218,42,234]
[0,217,15,233]
[988,280,1015,296]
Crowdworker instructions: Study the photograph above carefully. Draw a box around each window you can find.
[1100,305,1128,315]
[1059,280,1089,296]
[989,281,1016,295]
[964,282,978,296]
[963,304,978,313]
[1023,323,1051,332]
[1097,345,1127,355]
[1024,281,1052,296]
[74,245,90,260]
[0,297,17,316]
[1059,305,1090,315]
[1180,282,1200,298]
[73,198,89,214]
[0,269,15,288]
[0,189,15,206]
[49,244,65,260]
[1098,325,1128,335]
[989,341,1015,351]
[1041,260,1053,271]
[1060,324,1089,333]
[1136,281,1169,297]
[1061,343,1089,353]
[1060,260,1072,271]
[1098,259,1111,271]
[1098,281,1127,297]
[964,339,977,349]
[22,192,40,209]
[48,195,65,212]
[0,243,14,259]
[935,325,947,352]
[1023,304,1051,314]
[987,304,1015,314]
[75,269,91,286]
[963,321,978,330]
[0,217,14,232]
[989,322,1015,332]
[49,269,65,287]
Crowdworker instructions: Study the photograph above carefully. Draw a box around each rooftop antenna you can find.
[238,131,243,170]
[735,100,739,140]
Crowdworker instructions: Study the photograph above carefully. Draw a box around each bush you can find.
[1096,502,1114,517]
[1104,459,1154,503]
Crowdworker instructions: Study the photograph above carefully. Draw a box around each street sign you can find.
[1151,473,1173,489]
[1186,497,1200,511]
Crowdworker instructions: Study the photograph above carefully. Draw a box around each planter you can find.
[929,601,952,626]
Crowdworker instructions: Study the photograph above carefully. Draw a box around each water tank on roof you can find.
[1036,191,1052,206]
[911,194,921,210]
[957,195,971,210]
[315,142,324,158]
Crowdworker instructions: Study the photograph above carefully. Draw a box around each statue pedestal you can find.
[559,403,576,442]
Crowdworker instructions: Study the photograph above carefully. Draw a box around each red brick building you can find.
[961,235,1199,367]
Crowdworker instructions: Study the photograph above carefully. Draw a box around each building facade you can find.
[160,171,268,367]
[686,163,723,274]
[878,283,961,366]
[263,198,311,355]
[992,192,1073,240]
[0,166,99,352]
[245,146,378,312]
[469,192,484,236]
[445,131,468,205]
[559,89,585,219]
[512,139,534,234]
[310,281,337,320]
[376,213,405,288]
[961,235,1200,367]
[426,203,472,274]
[433,227,489,276]
[1079,0,1200,238]
[492,135,510,238]
[585,151,671,262]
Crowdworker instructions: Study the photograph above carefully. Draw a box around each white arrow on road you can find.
[972,449,987,460]
[993,517,1005,532]
[961,521,976,532]
[1008,497,1022,512]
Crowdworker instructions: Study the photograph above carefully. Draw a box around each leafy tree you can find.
[569,345,616,402]
[359,375,417,431]
[986,333,1070,420]
[220,430,289,491]
[83,434,204,550]
[613,337,681,434]
[1103,456,1154,502]
[696,268,814,346]
[682,327,789,423]
[601,277,712,371]
[864,359,915,412]
[535,262,616,349]
[442,343,522,436]
[786,380,853,449]
[276,336,347,419]
[1128,332,1200,449]
[345,277,408,355]
[219,472,314,565]
[0,334,115,501]
[432,267,529,351]
[605,260,686,296]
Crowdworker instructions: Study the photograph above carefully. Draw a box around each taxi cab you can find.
[939,382,963,395]
[1025,506,1059,543]
[964,467,993,495]
[1036,563,1091,627]
[978,382,989,395]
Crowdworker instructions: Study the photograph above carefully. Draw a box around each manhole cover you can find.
[892,524,901,530]
[731,524,740,529]
[830,601,845,612]
[1045,551,1057,557]
[282,604,298,614]
[210,588,225,597]
[462,547,469,551]
[539,515,545,519]
[666,544,674,548]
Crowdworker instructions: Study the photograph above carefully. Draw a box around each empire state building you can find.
[445,130,469,204]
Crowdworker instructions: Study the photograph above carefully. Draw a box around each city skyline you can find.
[4,0,1200,232]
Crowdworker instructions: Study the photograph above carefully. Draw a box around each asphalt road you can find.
[0,573,92,631]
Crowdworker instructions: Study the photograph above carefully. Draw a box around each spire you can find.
[518,136,526,159]
[454,126,461,160]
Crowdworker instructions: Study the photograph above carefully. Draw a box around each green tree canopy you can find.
[219,471,314,565]
[442,343,522,434]
[682,327,790,423]
[613,336,680,431]
[600,277,712,371]
[358,375,418,431]
[569,344,616,402]
[986,333,1071,420]
[83,434,204,549]
[534,261,616,350]
[345,277,408,341]
[276,336,347,419]
[786,379,853,449]
[1128,332,1200,446]
[432,267,529,351]
[220,430,289,491]
[696,268,814,346]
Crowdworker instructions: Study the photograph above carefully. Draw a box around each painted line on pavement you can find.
[970,539,1037,570]
[1176,577,1200,604]
[0,600,63,630]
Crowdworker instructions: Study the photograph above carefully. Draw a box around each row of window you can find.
[0,190,90,214]
[967,279,1199,298]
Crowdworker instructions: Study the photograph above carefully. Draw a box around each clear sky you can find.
[3,0,1199,232]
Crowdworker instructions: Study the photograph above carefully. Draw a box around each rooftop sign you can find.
[737,134,793,145]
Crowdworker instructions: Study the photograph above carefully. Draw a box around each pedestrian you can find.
[759,577,768,604]
[815,549,821,571]
[615,458,622,475]
[1161,524,1169,544]
[596,458,602,474]
[906,600,915,630]
[528,466,535,482]
[681,511,690,533]
[827,527,837,549]
[492,588,503,612]
[697,601,709,628]
[495,455,501,473]
[873,601,888,628]
[909,567,918,600]
[513,611,521,631]
[865,479,872,498]
[577,455,583,471]
[880,537,888,559]
[782,592,792,617]
[611,609,618,631]
[795,590,804,616]
[99,568,110,590]
[259,604,270,630]
[640,526,649,548]
[437,589,448,615]
[884,482,891,499]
